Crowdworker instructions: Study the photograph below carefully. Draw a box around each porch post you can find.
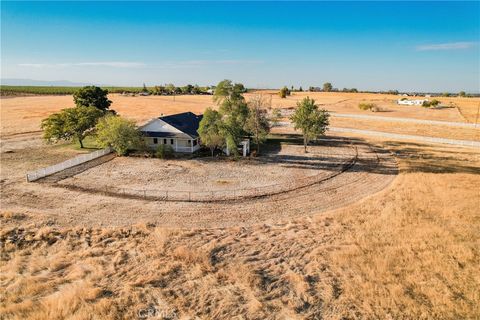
[175,139,178,152]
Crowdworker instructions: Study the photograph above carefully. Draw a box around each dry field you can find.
[329,117,480,141]
[1,92,479,319]
[1,92,479,139]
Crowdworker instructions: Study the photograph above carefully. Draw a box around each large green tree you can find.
[41,106,103,148]
[73,86,112,112]
[245,95,271,154]
[290,97,330,152]
[198,108,225,157]
[213,80,249,155]
[95,115,143,156]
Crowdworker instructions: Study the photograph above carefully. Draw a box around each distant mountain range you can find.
[0,78,107,86]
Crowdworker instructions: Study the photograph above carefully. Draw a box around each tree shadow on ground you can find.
[262,134,398,176]
[383,141,480,175]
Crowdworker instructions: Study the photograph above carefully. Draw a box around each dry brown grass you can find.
[1,141,479,319]
[330,117,480,141]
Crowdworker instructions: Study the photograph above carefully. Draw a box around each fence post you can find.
[166,191,168,201]
[143,189,146,199]
[188,192,191,202]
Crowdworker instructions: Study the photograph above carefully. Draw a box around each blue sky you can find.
[1,1,479,92]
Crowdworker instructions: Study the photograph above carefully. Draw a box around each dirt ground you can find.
[57,143,356,199]
[0,134,393,228]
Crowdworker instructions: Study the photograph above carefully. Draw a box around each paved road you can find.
[331,113,479,128]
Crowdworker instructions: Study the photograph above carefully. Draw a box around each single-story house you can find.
[397,99,428,106]
[139,112,203,153]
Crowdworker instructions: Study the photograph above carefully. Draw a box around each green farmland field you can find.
[0,86,145,96]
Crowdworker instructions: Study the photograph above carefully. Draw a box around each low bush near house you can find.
[155,145,174,159]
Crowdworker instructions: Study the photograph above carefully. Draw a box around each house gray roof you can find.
[141,112,203,139]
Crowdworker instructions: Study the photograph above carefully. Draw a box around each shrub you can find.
[422,99,440,108]
[279,86,290,98]
[155,144,174,159]
[358,103,378,111]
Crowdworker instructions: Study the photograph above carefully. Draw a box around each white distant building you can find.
[397,99,428,106]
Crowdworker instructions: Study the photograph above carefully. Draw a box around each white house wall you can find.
[140,119,184,135]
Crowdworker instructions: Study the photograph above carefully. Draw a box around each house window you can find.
[164,139,167,144]
[171,139,174,144]
[193,139,197,146]
[153,138,158,144]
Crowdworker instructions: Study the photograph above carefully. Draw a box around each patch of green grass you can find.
[67,136,101,151]
[265,133,303,145]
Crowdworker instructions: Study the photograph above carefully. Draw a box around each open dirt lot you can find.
[57,142,357,201]
[1,135,392,228]
[1,92,479,319]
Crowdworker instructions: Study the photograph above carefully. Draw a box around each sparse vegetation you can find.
[245,95,271,154]
[269,108,282,127]
[358,102,379,112]
[422,99,441,108]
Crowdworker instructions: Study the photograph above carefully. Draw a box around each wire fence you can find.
[26,147,113,182]
[62,147,359,203]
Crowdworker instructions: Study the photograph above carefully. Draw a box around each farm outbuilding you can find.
[140,112,203,153]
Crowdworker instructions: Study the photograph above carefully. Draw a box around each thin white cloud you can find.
[156,59,263,68]
[416,42,476,51]
[18,60,260,69]
[18,61,146,68]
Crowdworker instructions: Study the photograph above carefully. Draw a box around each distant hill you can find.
[0,78,101,87]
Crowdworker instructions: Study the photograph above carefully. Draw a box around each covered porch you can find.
[144,136,200,153]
